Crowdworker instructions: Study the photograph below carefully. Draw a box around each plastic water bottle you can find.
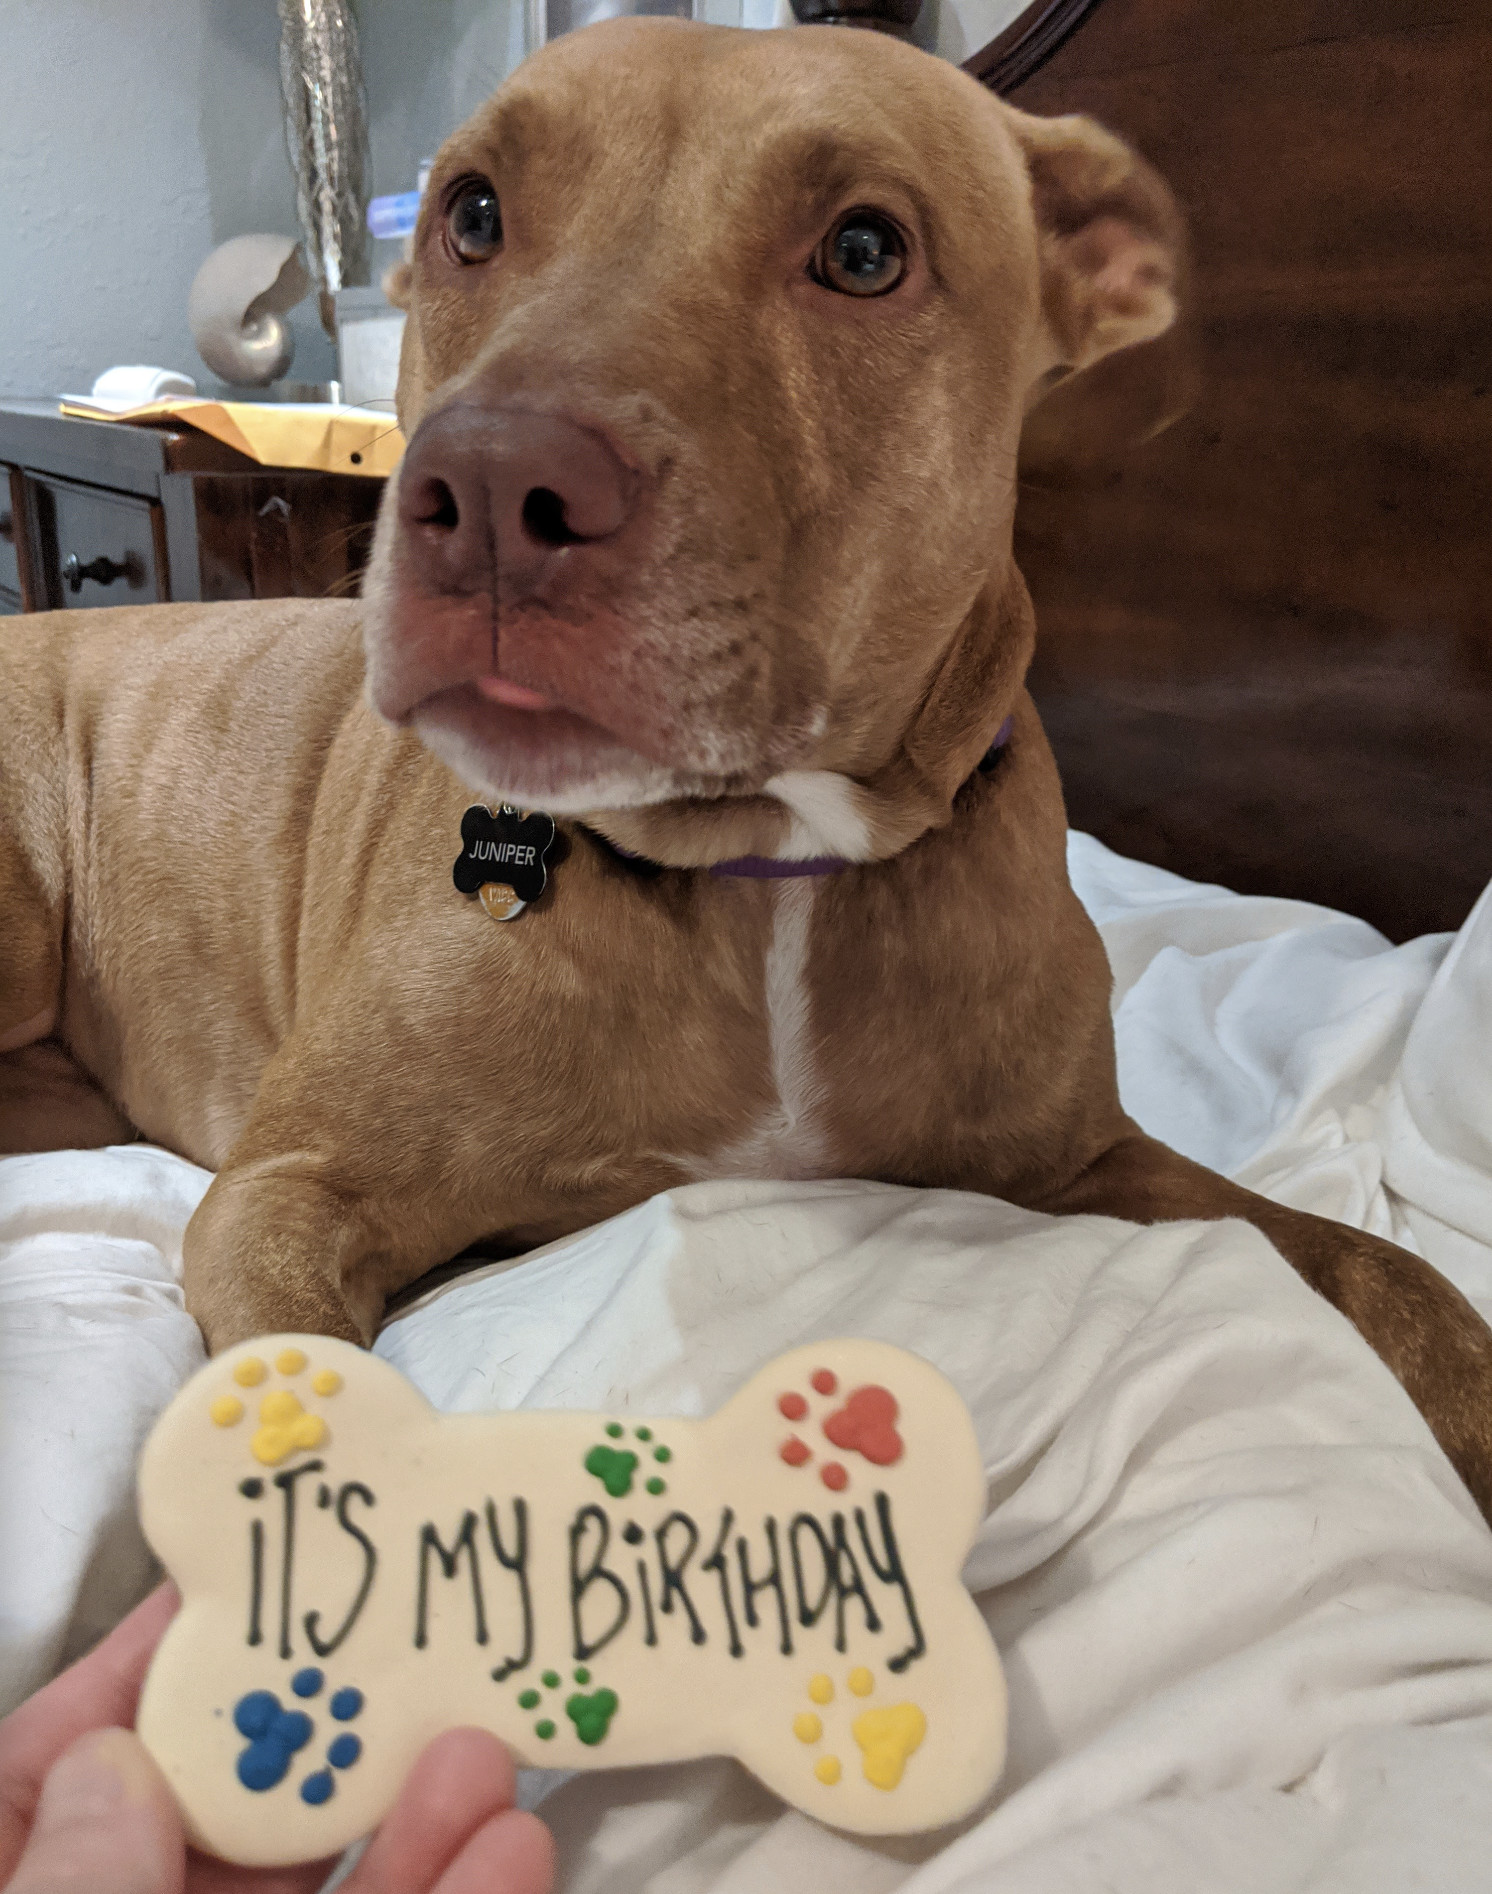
[367,164,433,241]
[367,191,421,240]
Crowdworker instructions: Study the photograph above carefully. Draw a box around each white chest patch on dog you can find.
[763,770,874,861]
[135,1336,1007,1866]
[698,877,829,1180]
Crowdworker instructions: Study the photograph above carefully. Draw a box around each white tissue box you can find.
[334,290,405,414]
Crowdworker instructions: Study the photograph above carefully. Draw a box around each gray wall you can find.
[0,0,987,398]
[0,0,524,399]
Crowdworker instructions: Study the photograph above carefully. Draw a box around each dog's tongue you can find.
[475,675,555,712]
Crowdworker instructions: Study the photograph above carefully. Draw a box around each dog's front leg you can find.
[1032,1130,1492,1522]
[182,1160,393,1351]
[179,1037,471,1353]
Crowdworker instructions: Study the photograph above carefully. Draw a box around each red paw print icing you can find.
[822,1385,903,1467]
[774,1370,896,1492]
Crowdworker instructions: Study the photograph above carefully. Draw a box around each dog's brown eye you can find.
[812,210,906,297]
[445,180,502,264]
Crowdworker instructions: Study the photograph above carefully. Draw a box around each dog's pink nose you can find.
[396,404,638,602]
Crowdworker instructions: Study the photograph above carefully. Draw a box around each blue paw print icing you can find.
[232,1667,365,1804]
[233,1692,312,1791]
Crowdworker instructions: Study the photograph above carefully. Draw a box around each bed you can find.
[6,834,1492,1891]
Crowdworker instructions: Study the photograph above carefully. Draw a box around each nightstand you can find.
[0,400,384,614]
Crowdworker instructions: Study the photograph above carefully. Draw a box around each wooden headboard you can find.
[981,0,1492,941]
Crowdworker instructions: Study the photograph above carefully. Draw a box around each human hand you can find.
[0,1585,555,1894]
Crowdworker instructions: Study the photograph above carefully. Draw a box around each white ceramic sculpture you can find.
[187,235,312,388]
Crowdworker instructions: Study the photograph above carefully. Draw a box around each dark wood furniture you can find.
[0,402,382,616]
[977,0,1492,942]
[964,0,1103,90]
[785,0,1102,85]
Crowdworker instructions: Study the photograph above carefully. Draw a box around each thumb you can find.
[5,1729,184,1894]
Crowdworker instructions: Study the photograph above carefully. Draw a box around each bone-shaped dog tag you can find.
[135,1337,1007,1866]
[453,804,557,920]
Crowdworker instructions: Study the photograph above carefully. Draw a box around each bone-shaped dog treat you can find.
[135,1337,1007,1865]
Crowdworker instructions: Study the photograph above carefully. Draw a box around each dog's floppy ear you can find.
[382,260,413,311]
[1005,105,1183,381]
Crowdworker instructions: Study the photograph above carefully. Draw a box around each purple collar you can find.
[707,852,846,879]
[608,716,1013,881]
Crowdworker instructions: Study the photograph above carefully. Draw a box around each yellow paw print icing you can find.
[251,1390,328,1466]
[211,1349,344,1457]
[852,1703,927,1791]
[791,1663,923,1791]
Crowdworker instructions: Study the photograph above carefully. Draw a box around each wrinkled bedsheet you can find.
[3,832,1491,1892]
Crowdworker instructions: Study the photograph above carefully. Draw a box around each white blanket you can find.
[4,833,1492,1891]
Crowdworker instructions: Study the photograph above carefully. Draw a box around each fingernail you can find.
[34,1729,157,1829]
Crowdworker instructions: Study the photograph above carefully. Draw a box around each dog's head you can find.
[362,19,1180,861]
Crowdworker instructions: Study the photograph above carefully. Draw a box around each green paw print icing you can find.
[586,1424,674,1497]
[521,1666,605,1743]
[566,1688,620,1746]
[584,1444,639,1497]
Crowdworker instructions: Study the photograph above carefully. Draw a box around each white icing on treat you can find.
[135,1336,1007,1866]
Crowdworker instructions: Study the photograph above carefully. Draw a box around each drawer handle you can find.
[63,552,130,592]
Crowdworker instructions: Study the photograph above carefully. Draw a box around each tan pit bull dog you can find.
[4,20,1492,1516]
